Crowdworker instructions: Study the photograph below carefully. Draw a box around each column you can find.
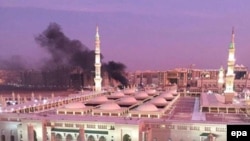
[79,127,85,141]
[31,92,35,101]
[17,94,21,104]
[51,133,56,141]
[27,124,34,141]
[12,92,15,101]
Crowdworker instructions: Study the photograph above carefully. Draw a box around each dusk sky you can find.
[1,0,250,71]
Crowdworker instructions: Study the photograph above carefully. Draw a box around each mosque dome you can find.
[136,103,158,112]
[134,92,148,99]
[109,91,125,98]
[65,102,85,109]
[119,96,137,104]
[123,88,136,95]
[146,89,157,95]
[160,92,174,100]
[88,96,108,103]
[99,102,121,110]
[150,97,167,105]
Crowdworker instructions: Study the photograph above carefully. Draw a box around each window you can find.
[54,123,63,127]
[75,112,82,115]
[160,125,166,128]
[177,125,187,130]
[111,113,118,116]
[204,127,211,131]
[66,111,73,115]
[58,111,65,114]
[216,127,226,132]
[10,135,14,141]
[65,123,74,128]
[87,124,96,129]
[190,126,200,131]
[75,124,84,128]
[98,125,107,129]
[132,114,138,117]
[1,135,5,141]
[168,125,175,129]
[150,115,158,118]
[102,113,109,116]
[141,115,148,118]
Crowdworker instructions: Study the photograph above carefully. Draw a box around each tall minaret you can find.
[94,26,102,92]
[218,66,224,94]
[224,27,236,103]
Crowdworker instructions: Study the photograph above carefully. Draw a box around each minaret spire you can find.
[94,25,102,92]
[224,27,236,103]
[231,26,235,43]
[96,26,99,38]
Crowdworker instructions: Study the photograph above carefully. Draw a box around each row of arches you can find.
[1,135,15,141]
[54,133,131,141]
[55,134,107,141]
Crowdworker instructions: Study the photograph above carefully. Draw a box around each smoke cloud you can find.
[103,61,128,87]
[35,22,94,71]
[35,23,128,86]
[0,22,129,88]
[0,55,27,70]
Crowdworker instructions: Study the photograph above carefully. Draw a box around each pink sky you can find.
[1,0,250,71]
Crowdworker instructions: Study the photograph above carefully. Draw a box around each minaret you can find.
[218,66,224,84]
[218,66,224,94]
[94,26,102,92]
[224,27,236,103]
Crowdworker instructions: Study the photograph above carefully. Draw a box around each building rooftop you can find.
[1,87,250,125]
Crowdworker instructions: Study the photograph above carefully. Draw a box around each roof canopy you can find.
[64,102,86,109]
[136,103,158,112]
[99,102,121,110]
[119,96,137,104]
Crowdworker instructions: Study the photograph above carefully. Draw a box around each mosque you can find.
[0,27,249,141]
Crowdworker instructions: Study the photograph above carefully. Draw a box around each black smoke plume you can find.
[36,23,128,87]
[0,55,27,70]
[103,61,128,87]
[35,23,94,71]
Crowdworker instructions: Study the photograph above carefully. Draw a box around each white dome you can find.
[109,92,125,98]
[119,96,137,104]
[134,92,148,99]
[160,92,174,100]
[99,102,121,110]
[123,88,136,94]
[150,97,167,105]
[89,96,108,103]
[136,103,158,112]
[65,102,85,109]
[146,89,156,95]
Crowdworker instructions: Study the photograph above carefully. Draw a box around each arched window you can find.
[99,136,106,141]
[77,135,81,141]
[11,135,15,141]
[33,130,38,141]
[55,134,63,141]
[66,134,73,141]
[1,135,5,141]
[87,135,95,141]
[123,134,131,141]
